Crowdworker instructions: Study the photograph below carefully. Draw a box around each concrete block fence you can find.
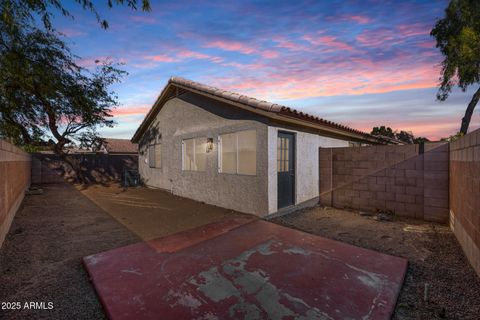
[450,128,480,276]
[319,143,450,223]
[0,140,31,248]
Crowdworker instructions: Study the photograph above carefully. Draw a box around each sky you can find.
[52,0,480,140]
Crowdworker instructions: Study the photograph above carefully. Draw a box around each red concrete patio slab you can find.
[83,219,407,320]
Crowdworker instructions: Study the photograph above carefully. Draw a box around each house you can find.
[131,77,382,216]
[100,138,138,155]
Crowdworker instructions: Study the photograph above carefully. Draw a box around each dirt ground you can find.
[0,183,249,320]
[272,206,480,320]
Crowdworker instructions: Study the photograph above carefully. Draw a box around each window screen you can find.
[194,138,207,171]
[148,145,155,168]
[219,130,256,175]
[182,138,206,171]
[220,133,237,174]
[237,130,256,175]
[155,144,162,168]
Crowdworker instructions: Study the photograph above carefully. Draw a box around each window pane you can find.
[194,138,206,171]
[155,144,162,168]
[220,133,236,174]
[183,139,194,170]
[148,145,155,168]
[238,130,256,175]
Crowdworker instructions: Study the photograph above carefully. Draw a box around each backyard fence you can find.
[0,140,31,248]
[450,128,480,276]
[319,130,480,276]
[31,153,138,185]
[319,142,449,222]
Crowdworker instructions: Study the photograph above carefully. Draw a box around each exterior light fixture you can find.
[206,138,214,153]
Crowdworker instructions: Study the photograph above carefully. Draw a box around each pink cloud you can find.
[261,50,279,59]
[334,14,372,24]
[178,50,224,63]
[207,54,441,101]
[204,40,278,59]
[144,54,177,63]
[273,36,308,51]
[112,105,151,117]
[356,24,429,47]
[205,40,255,54]
[347,15,372,24]
[303,35,354,51]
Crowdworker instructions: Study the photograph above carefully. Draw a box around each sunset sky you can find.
[53,0,480,140]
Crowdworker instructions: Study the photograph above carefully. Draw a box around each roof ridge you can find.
[169,76,373,137]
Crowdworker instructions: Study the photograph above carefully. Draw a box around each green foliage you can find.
[371,126,395,138]
[395,130,415,144]
[413,136,430,144]
[440,131,464,142]
[371,126,429,144]
[0,0,151,31]
[431,0,480,100]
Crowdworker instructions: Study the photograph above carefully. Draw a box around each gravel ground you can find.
[0,183,139,320]
[272,206,480,320]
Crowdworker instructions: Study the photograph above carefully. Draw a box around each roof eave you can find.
[132,80,383,145]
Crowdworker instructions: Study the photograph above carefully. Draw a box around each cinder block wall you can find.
[450,128,480,276]
[319,143,449,222]
[0,140,31,248]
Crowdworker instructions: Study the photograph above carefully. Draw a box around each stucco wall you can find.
[0,140,31,248]
[267,127,349,214]
[138,93,269,216]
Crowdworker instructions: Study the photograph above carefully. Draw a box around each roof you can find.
[103,138,138,154]
[131,77,384,144]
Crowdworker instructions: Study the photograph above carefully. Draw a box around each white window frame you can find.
[218,130,256,176]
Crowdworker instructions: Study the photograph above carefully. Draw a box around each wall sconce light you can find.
[206,138,214,153]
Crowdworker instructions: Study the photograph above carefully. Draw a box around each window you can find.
[155,144,162,168]
[182,138,207,171]
[277,136,289,172]
[219,130,256,175]
[148,145,155,168]
[148,144,161,168]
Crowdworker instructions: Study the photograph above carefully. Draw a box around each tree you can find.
[0,28,126,181]
[371,126,395,138]
[0,0,151,30]
[0,1,151,182]
[431,0,480,134]
[395,130,415,144]
[370,126,429,144]
[413,136,430,144]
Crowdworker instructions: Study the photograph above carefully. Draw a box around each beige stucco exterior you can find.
[138,93,270,216]
[138,92,352,216]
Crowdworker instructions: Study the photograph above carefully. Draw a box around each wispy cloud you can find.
[55,0,459,140]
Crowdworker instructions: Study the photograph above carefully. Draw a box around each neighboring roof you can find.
[103,138,138,154]
[131,77,384,144]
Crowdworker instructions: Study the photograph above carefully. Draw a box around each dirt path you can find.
[0,183,138,319]
[272,206,480,320]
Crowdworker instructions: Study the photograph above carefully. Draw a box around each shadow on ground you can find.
[0,182,250,320]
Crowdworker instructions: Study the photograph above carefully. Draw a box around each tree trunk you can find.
[460,86,480,134]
